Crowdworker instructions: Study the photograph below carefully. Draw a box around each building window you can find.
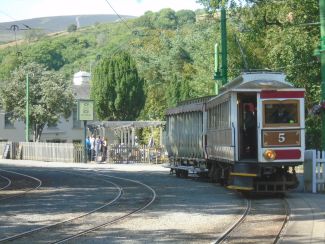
[4,113,14,129]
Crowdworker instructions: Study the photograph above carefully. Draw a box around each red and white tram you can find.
[166,72,305,193]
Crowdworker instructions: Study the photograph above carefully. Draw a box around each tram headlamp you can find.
[263,149,276,160]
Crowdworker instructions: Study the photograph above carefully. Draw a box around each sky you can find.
[0,0,203,23]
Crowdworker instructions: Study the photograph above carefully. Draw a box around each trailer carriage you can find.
[165,72,305,193]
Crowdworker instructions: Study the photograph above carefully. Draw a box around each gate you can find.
[304,150,325,193]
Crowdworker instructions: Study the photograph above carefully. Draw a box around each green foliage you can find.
[23,29,46,42]
[91,51,145,120]
[0,52,22,81]
[306,116,321,150]
[0,62,74,141]
[156,8,177,29]
[134,9,196,29]
[176,10,196,25]
[0,3,321,146]
[67,24,78,32]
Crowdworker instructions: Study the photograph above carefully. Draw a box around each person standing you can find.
[102,137,108,162]
[86,136,91,161]
[90,134,95,161]
[95,136,102,162]
[243,104,256,157]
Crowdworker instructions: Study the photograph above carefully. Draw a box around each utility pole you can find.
[220,4,228,86]
[25,74,29,142]
[214,1,228,94]
[320,0,325,149]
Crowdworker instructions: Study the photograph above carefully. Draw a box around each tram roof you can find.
[219,72,293,93]
[166,95,216,115]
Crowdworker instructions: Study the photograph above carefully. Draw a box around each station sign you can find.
[78,100,94,121]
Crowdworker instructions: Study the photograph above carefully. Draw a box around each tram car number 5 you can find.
[263,130,300,147]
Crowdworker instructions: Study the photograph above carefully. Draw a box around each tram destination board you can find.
[78,100,94,121]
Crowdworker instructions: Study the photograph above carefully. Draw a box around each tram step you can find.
[228,173,254,191]
[227,185,254,191]
[230,172,257,177]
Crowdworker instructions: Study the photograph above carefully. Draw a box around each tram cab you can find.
[232,72,305,164]
[207,72,305,192]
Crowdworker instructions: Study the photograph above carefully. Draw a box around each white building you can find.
[0,71,91,143]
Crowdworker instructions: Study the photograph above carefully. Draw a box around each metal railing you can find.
[1,142,83,163]
[20,142,83,163]
[108,145,167,164]
[1,142,166,164]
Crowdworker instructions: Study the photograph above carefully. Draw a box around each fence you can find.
[1,142,83,163]
[1,142,166,164]
[0,141,20,159]
[108,145,167,164]
[304,150,325,193]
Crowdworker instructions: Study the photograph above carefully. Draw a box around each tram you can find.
[165,71,305,193]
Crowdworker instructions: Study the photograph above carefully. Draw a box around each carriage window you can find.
[263,100,299,127]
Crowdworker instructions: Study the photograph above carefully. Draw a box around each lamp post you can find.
[214,1,228,95]
[25,74,29,142]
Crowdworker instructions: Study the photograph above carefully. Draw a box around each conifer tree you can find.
[91,52,145,120]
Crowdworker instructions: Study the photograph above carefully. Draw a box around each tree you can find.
[0,62,74,141]
[176,10,196,26]
[23,41,65,70]
[156,8,177,29]
[135,11,157,28]
[91,51,145,120]
[67,24,77,32]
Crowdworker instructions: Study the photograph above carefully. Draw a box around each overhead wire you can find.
[103,0,132,32]
[0,10,17,22]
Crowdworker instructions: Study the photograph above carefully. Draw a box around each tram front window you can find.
[264,101,299,126]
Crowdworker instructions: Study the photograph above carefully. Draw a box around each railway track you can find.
[53,171,157,244]
[0,175,11,191]
[0,170,122,243]
[0,169,156,243]
[215,197,290,244]
[0,169,42,201]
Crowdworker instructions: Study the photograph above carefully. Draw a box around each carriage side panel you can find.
[165,104,206,160]
[206,93,235,162]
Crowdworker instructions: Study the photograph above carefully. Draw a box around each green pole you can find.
[25,74,29,142]
[84,120,87,163]
[320,0,325,149]
[213,2,228,94]
[214,43,220,94]
[220,4,228,86]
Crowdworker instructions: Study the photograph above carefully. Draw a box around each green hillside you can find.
[0,14,135,43]
[0,2,321,148]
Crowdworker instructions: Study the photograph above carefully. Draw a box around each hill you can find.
[0,3,320,148]
[0,14,135,43]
